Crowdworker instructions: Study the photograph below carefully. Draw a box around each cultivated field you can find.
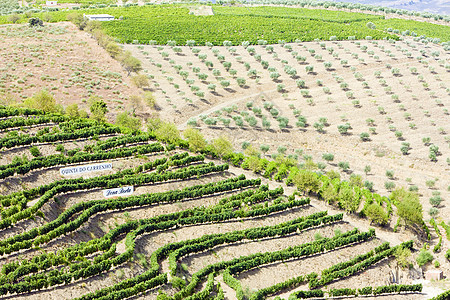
[128,36,449,222]
[0,111,431,300]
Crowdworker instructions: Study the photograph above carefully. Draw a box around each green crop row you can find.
[311,240,414,288]
[0,141,163,181]
[287,283,422,299]
[0,174,267,295]
[0,114,69,131]
[221,228,373,300]
[0,123,120,149]
[169,212,342,276]
[432,289,450,300]
[214,6,384,23]
[251,241,412,299]
[0,106,45,117]
[0,162,231,254]
[3,184,298,297]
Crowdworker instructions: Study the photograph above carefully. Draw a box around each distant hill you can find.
[331,0,449,16]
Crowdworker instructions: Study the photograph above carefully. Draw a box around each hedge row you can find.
[0,142,164,180]
[431,289,450,300]
[169,212,342,275]
[0,163,231,254]
[0,175,276,295]
[0,124,121,149]
[311,240,413,288]
[430,219,442,252]
[225,229,375,299]
[0,114,69,130]
[287,284,422,299]
[74,185,281,300]
[0,106,44,118]
[3,180,264,282]
[0,143,168,229]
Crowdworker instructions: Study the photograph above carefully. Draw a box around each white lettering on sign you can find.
[103,186,134,198]
[60,163,112,176]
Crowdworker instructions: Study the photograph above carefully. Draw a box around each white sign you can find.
[60,163,112,176]
[103,186,134,198]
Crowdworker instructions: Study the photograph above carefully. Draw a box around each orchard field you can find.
[0,1,449,299]
[128,35,449,222]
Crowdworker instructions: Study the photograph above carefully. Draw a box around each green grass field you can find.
[1,4,449,44]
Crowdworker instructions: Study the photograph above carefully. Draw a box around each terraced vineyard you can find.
[0,107,426,299]
[0,1,449,298]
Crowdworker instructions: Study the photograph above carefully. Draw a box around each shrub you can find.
[429,196,442,207]
[131,74,149,88]
[409,185,419,192]
[89,97,108,122]
[416,249,433,267]
[116,112,142,132]
[384,181,396,191]
[365,203,388,225]
[183,127,206,152]
[429,207,439,217]
[29,17,43,27]
[29,146,41,157]
[24,89,60,113]
[394,247,412,269]
[425,180,436,188]
[322,153,334,162]
[392,188,423,228]
[364,181,374,191]
[314,122,324,133]
[395,131,403,139]
[212,135,233,158]
[260,144,270,153]
[8,14,21,24]
[385,170,394,179]
[292,169,321,194]
[337,124,351,134]
[277,146,287,154]
[338,161,350,171]
[360,132,370,141]
[314,232,324,240]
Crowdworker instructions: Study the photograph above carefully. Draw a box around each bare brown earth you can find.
[0,22,139,122]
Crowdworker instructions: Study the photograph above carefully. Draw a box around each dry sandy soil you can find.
[0,22,140,122]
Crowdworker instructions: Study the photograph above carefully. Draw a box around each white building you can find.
[46,1,57,5]
[83,14,115,21]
